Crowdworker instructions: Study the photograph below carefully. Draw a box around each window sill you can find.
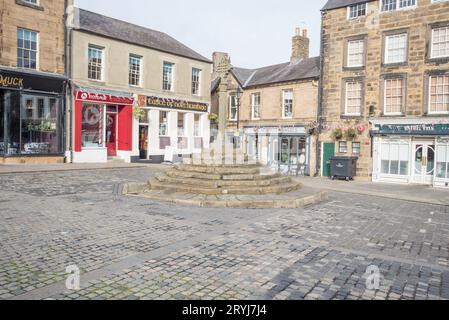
[381,113,405,117]
[424,112,449,117]
[382,62,408,68]
[426,57,449,65]
[343,66,365,72]
[340,114,362,119]
[15,0,44,11]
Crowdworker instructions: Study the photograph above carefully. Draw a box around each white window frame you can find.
[431,26,449,59]
[384,33,408,64]
[192,68,201,96]
[251,93,261,120]
[347,2,367,19]
[17,28,39,70]
[88,45,104,81]
[384,78,404,115]
[344,80,363,116]
[282,90,293,119]
[129,54,142,87]
[428,74,449,115]
[380,0,417,12]
[228,95,238,121]
[163,62,174,92]
[347,39,365,67]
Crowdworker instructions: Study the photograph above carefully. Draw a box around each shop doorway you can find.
[106,112,117,157]
[278,136,307,175]
[139,125,148,159]
[412,141,435,185]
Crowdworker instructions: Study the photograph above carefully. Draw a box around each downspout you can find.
[315,11,326,177]
[64,0,74,163]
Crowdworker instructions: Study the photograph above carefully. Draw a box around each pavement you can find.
[299,176,449,207]
[0,166,449,300]
[0,162,168,174]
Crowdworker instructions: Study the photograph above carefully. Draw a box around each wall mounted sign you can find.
[146,96,208,113]
[372,123,449,136]
[244,125,306,136]
[75,90,134,105]
[0,69,65,92]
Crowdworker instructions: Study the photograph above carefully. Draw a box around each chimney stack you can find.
[291,27,310,64]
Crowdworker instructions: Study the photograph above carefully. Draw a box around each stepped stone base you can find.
[122,149,327,208]
[123,184,328,209]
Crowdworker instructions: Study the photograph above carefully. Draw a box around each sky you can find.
[74,0,327,69]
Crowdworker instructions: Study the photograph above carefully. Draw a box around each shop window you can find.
[159,111,168,136]
[17,28,38,69]
[194,114,201,137]
[178,113,185,137]
[381,143,409,175]
[81,103,104,148]
[6,92,21,155]
[436,145,449,179]
[339,141,348,153]
[352,142,361,155]
[20,95,59,154]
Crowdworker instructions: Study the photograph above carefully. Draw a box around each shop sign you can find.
[146,96,208,113]
[0,69,65,92]
[76,90,134,105]
[244,126,306,136]
[372,123,449,136]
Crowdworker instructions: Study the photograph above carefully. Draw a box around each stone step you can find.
[166,168,281,181]
[155,174,292,188]
[176,164,262,175]
[148,179,301,195]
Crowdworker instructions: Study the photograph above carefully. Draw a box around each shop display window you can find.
[436,145,449,179]
[82,103,104,148]
[381,143,409,176]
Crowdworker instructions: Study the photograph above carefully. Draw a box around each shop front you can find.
[371,119,449,188]
[73,86,134,163]
[243,125,311,176]
[133,95,210,163]
[0,68,66,164]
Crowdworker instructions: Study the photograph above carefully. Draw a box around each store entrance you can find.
[106,112,117,157]
[412,140,435,185]
[139,125,148,159]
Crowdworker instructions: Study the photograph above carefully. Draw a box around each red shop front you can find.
[72,87,134,163]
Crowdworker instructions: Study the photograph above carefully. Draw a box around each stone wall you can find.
[320,0,449,178]
[0,0,70,75]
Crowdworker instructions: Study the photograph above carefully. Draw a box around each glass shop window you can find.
[381,143,409,176]
[159,111,168,136]
[194,114,201,137]
[436,145,449,179]
[81,103,104,148]
[21,95,59,154]
[178,113,185,137]
[0,93,4,155]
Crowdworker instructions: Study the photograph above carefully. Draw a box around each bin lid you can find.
[330,156,359,160]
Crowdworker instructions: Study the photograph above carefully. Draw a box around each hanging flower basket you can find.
[331,128,344,140]
[133,106,146,120]
[208,113,218,123]
[345,128,358,140]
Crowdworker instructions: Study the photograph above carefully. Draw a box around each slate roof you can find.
[230,56,320,88]
[322,0,374,11]
[73,8,211,64]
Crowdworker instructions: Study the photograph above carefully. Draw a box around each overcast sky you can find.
[74,0,327,69]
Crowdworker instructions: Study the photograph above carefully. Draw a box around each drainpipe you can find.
[315,11,325,177]
[64,0,74,163]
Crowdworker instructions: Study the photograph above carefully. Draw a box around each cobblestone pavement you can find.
[0,167,448,300]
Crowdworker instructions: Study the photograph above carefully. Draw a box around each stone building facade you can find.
[320,0,449,187]
[68,8,211,163]
[0,0,71,164]
[211,29,320,176]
